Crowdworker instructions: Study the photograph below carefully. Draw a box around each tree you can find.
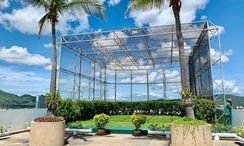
[126,0,193,118]
[28,0,105,115]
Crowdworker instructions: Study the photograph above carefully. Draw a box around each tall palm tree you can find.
[27,0,105,115]
[126,0,193,118]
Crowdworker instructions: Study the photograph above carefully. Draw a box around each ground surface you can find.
[68,115,182,127]
[0,132,242,146]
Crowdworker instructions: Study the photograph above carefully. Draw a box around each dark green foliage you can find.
[55,99,215,123]
[194,98,215,123]
[55,100,80,122]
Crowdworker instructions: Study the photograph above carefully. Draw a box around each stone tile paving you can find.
[0,132,241,146]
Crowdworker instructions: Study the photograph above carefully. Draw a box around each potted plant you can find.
[131,114,147,136]
[180,90,195,118]
[171,117,212,146]
[93,113,110,135]
[30,91,65,146]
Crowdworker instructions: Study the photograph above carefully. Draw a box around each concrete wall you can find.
[0,108,47,131]
[232,109,244,126]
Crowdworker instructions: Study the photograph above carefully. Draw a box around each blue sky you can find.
[0,0,243,97]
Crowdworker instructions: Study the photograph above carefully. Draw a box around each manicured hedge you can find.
[55,99,215,123]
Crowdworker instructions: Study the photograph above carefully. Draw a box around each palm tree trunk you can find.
[47,21,57,116]
[172,2,194,118]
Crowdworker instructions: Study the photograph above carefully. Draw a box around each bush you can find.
[55,100,80,122]
[55,99,215,123]
[93,114,110,129]
[131,114,147,129]
[173,117,208,126]
[194,98,215,123]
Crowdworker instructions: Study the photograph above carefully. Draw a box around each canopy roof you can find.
[60,21,218,70]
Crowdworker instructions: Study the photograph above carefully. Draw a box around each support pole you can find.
[104,68,107,101]
[131,70,133,102]
[78,54,82,100]
[147,70,149,101]
[93,62,95,100]
[115,70,117,102]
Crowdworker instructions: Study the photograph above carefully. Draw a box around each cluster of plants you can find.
[0,125,10,134]
[172,117,208,126]
[148,122,170,131]
[212,124,244,136]
[55,99,215,123]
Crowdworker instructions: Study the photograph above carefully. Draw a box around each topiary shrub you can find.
[93,113,110,129]
[131,114,147,130]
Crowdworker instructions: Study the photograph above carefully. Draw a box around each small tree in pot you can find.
[180,90,195,118]
[93,114,110,136]
[131,114,147,136]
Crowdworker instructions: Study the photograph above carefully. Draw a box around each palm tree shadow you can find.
[64,134,88,145]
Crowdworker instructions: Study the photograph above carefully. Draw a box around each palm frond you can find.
[26,0,50,10]
[61,0,106,21]
[38,12,50,36]
[126,0,164,15]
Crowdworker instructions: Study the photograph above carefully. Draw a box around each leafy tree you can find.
[27,0,105,115]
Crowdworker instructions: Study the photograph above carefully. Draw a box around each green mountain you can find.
[215,94,244,106]
[0,90,35,109]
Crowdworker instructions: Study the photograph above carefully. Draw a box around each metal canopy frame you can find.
[59,21,218,71]
[58,20,225,112]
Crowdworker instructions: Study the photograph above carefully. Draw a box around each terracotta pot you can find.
[171,125,213,146]
[30,121,65,146]
[132,129,143,136]
[97,128,106,136]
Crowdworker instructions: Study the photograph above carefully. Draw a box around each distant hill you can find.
[0,90,35,109]
[215,94,244,106]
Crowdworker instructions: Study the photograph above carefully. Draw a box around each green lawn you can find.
[69,115,182,128]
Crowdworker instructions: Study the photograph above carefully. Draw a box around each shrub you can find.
[173,117,208,126]
[131,114,147,129]
[67,121,83,128]
[194,98,215,123]
[93,114,110,129]
[45,91,62,113]
[55,100,80,122]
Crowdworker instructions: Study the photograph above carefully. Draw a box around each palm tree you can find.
[126,0,193,118]
[27,0,105,115]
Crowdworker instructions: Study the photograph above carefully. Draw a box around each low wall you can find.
[0,108,47,131]
[232,109,244,126]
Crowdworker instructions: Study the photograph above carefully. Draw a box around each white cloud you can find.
[200,15,207,21]
[44,43,52,48]
[0,0,9,9]
[214,79,241,95]
[0,5,89,35]
[210,48,232,63]
[108,0,121,6]
[0,66,49,95]
[0,45,51,66]
[129,0,209,27]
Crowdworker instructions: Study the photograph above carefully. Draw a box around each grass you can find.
[68,115,183,128]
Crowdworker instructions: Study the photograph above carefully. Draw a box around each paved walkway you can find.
[0,132,242,146]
